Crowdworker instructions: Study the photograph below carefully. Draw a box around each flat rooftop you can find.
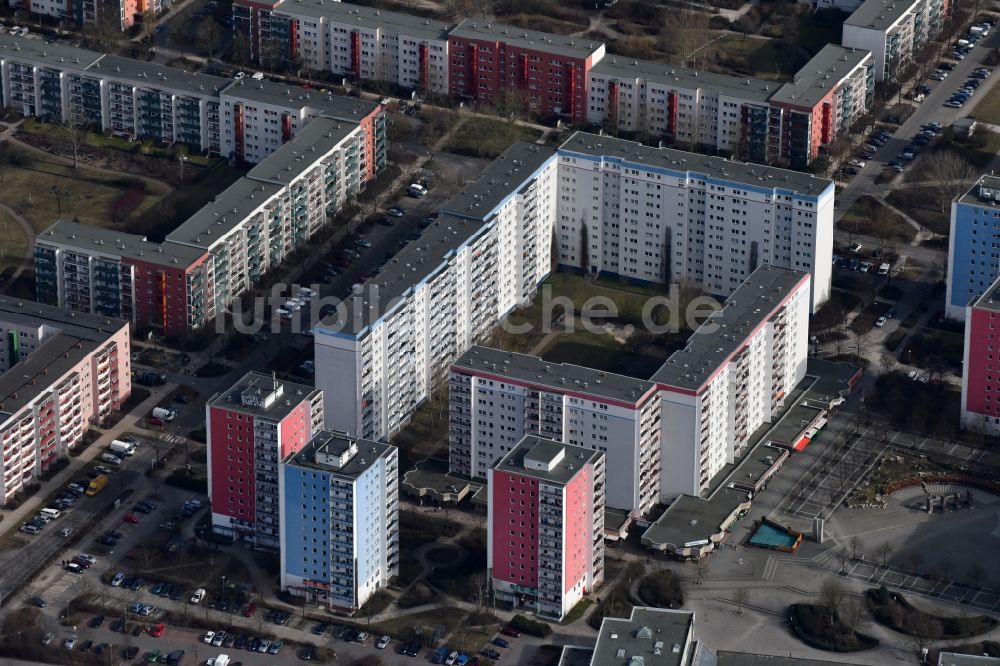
[0,335,99,417]
[493,436,602,486]
[958,174,1000,208]
[592,607,694,666]
[559,132,833,197]
[935,654,1000,666]
[37,220,208,269]
[771,45,871,108]
[275,0,452,41]
[89,55,230,98]
[449,18,603,60]
[452,345,657,405]
[440,141,556,220]
[641,488,749,550]
[716,653,868,666]
[285,429,392,479]
[591,55,776,103]
[208,370,318,421]
[0,33,102,72]
[221,78,378,121]
[0,296,127,341]
[247,116,357,185]
[844,0,920,31]
[165,178,283,249]
[972,274,1000,312]
[651,266,809,390]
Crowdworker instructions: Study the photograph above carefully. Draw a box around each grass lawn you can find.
[541,331,626,371]
[952,129,1000,170]
[366,607,467,644]
[703,35,789,81]
[837,195,916,243]
[970,82,1000,124]
[0,208,29,277]
[444,117,542,159]
[885,188,950,236]
[138,160,244,240]
[559,598,593,625]
[0,145,164,236]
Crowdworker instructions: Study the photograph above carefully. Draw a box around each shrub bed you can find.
[510,614,552,638]
[789,603,879,652]
[865,586,999,638]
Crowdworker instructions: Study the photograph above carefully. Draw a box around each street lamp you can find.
[178,154,189,183]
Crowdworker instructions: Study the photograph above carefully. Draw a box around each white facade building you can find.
[842,0,946,81]
[652,266,811,497]
[316,142,558,441]
[272,0,451,94]
[555,132,833,310]
[586,57,776,154]
[449,346,661,518]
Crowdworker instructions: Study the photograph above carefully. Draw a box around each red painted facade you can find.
[491,469,540,589]
[447,35,594,124]
[964,306,994,417]
[209,406,258,526]
[350,30,362,79]
[769,91,835,165]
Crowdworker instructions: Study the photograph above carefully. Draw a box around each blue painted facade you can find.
[947,191,1000,319]
[279,433,398,611]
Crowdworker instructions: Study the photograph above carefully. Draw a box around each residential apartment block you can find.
[8,0,156,30]
[316,141,559,441]
[318,131,829,444]
[961,277,1000,434]
[234,0,452,95]
[842,0,948,80]
[0,34,383,164]
[947,175,1000,319]
[206,372,324,548]
[36,93,384,335]
[0,298,131,505]
[449,346,661,518]
[767,45,875,167]
[447,19,605,124]
[555,132,833,309]
[279,429,399,611]
[488,436,604,620]
[652,266,810,496]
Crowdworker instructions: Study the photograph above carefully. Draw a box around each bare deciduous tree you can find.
[733,588,750,615]
[841,597,867,633]
[918,149,978,212]
[818,578,845,623]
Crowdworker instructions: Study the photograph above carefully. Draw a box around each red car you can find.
[243,602,257,618]
[147,624,165,638]
[147,416,164,427]
[122,513,140,524]
[500,627,520,638]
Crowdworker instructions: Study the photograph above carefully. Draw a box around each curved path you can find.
[0,201,36,292]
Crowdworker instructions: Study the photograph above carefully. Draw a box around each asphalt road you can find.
[834,26,1000,223]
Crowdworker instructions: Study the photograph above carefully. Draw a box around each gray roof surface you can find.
[717,653,868,666]
[37,220,208,268]
[0,33,102,72]
[440,141,556,220]
[452,345,657,404]
[0,296,127,340]
[559,132,833,197]
[844,0,920,31]
[285,429,394,479]
[247,116,357,184]
[936,654,1000,666]
[770,45,871,108]
[651,266,808,390]
[275,0,452,40]
[493,436,602,485]
[449,18,603,60]
[592,607,694,666]
[972,275,1000,312]
[221,78,378,121]
[641,488,748,549]
[591,55,776,103]
[89,55,229,98]
[0,335,99,417]
[165,178,283,249]
[208,370,319,421]
[958,174,1000,207]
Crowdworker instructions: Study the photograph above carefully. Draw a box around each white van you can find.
[152,406,176,421]
[408,183,428,198]
[101,452,123,465]
[41,508,61,520]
